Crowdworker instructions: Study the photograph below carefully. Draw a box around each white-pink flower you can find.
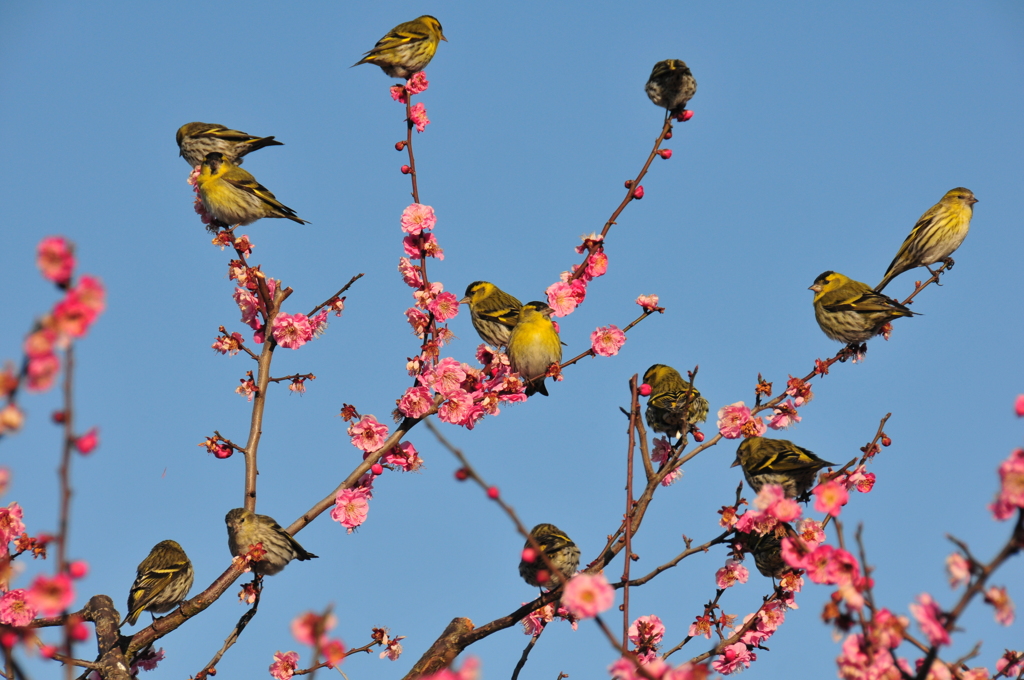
[715,560,749,589]
[331,486,372,533]
[272,313,313,349]
[348,415,389,453]
[716,402,759,439]
[560,573,614,619]
[0,502,26,551]
[545,281,579,317]
[269,651,299,680]
[635,294,659,310]
[590,325,626,357]
[400,204,437,235]
[945,552,970,588]
[0,589,37,627]
[428,292,460,322]
[398,386,434,419]
[909,593,950,646]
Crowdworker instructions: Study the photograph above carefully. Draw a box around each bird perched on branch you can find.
[507,301,562,397]
[176,122,282,168]
[875,188,978,293]
[645,59,697,115]
[737,524,796,580]
[461,281,522,349]
[642,364,709,441]
[121,540,194,627]
[196,152,308,229]
[519,523,581,589]
[225,508,318,576]
[353,15,447,79]
[732,436,835,500]
[809,271,916,345]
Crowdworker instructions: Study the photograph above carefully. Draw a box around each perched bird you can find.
[642,364,709,440]
[875,188,978,292]
[809,271,916,345]
[645,59,697,115]
[732,436,836,500]
[196,152,308,228]
[352,15,447,79]
[121,540,194,627]
[225,508,318,576]
[460,281,522,348]
[737,524,794,580]
[176,122,283,168]
[519,523,581,589]
[507,301,562,397]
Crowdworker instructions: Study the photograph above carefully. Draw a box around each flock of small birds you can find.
[126,14,980,626]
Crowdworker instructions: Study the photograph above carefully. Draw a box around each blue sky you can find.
[1,1,1022,678]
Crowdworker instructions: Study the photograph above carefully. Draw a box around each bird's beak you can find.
[440,34,448,42]
[968,197,979,205]
[808,284,822,292]
[730,459,739,468]
[459,296,470,305]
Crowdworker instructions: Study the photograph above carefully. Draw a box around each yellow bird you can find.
[196,152,308,228]
[732,436,836,500]
[645,59,697,115]
[519,523,581,589]
[176,122,282,168]
[225,508,318,576]
[875,188,978,292]
[809,271,916,345]
[507,301,562,397]
[642,364,709,440]
[121,540,194,627]
[460,281,522,348]
[352,15,447,79]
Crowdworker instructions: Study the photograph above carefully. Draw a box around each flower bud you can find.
[400,165,412,174]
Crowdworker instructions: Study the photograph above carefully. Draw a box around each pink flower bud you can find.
[68,561,89,579]
[535,569,550,584]
[633,186,645,199]
[69,621,89,641]
[371,463,384,475]
[1015,394,1024,417]
[395,141,406,151]
[486,486,500,499]
[75,427,99,455]
[624,179,633,189]
[400,165,412,174]
[693,429,705,443]
[454,468,469,481]
[52,411,66,424]
[881,435,891,447]
[664,131,673,139]
[658,149,673,159]
[639,383,652,397]
[678,110,694,122]
[40,645,58,659]
[521,547,537,563]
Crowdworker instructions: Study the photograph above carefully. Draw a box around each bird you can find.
[732,436,836,500]
[460,281,522,348]
[507,301,562,397]
[225,508,318,576]
[809,271,916,345]
[875,188,978,292]
[642,364,709,440]
[176,122,283,168]
[738,524,795,580]
[352,15,447,79]
[519,523,581,589]
[645,59,697,115]
[121,540,194,627]
[196,152,308,229]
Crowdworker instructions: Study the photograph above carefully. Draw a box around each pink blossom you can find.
[996,652,1024,678]
[269,651,299,680]
[590,325,626,357]
[322,639,346,668]
[234,288,261,328]
[757,600,787,634]
[409,102,430,132]
[68,561,88,579]
[813,480,849,517]
[734,509,777,536]
[332,486,372,533]
[413,282,443,309]
[272,313,313,349]
[945,553,970,588]
[0,589,36,627]
[406,307,430,337]
[796,519,825,548]
[398,386,434,419]
[390,84,409,103]
[753,483,786,510]
[785,375,813,405]
[75,427,99,455]
[609,656,668,680]
[236,376,257,401]
[689,614,712,639]
[766,399,801,429]
[291,611,336,646]
[400,203,437,235]
[379,632,406,660]
[309,310,329,337]
[0,467,9,496]
[1015,395,1024,417]
[715,560,749,589]
[585,250,608,278]
[429,292,460,322]
[990,448,1024,520]
[779,571,804,594]
[406,71,429,94]
[26,352,60,392]
[716,402,762,439]
[0,404,24,433]
[36,237,75,286]
[545,281,579,317]
[70,275,106,317]
[959,669,990,680]
[212,332,245,355]
[420,358,468,396]
[628,614,665,647]
[437,391,476,425]
[711,642,755,674]
[130,646,165,674]
[844,465,876,493]
[869,608,907,648]
[383,442,423,472]
[348,415,389,452]
[909,593,950,646]
[635,294,659,310]
[664,662,710,680]
[398,257,424,288]
[984,585,1014,625]
[26,573,74,616]
[420,232,444,259]
[560,573,614,618]
[770,498,801,522]
[52,296,96,338]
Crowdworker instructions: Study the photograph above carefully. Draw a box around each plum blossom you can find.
[766,399,801,429]
[984,585,1014,625]
[272,313,313,349]
[400,204,437,235]
[716,402,765,439]
[398,386,434,419]
[909,593,950,646]
[332,486,372,533]
[25,573,74,616]
[715,560,749,589]
[348,415,389,452]
[545,281,579,317]
[0,589,36,627]
[712,642,755,674]
[813,480,849,517]
[590,325,626,357]
[36,237,75,286]
[635,294,659,310]
[990,447,1024,520]
[409,102,430,132]
[560,573,614,618]
[269,651,299,680]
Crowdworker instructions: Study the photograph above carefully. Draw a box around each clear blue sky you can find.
[1,1,1022,678]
